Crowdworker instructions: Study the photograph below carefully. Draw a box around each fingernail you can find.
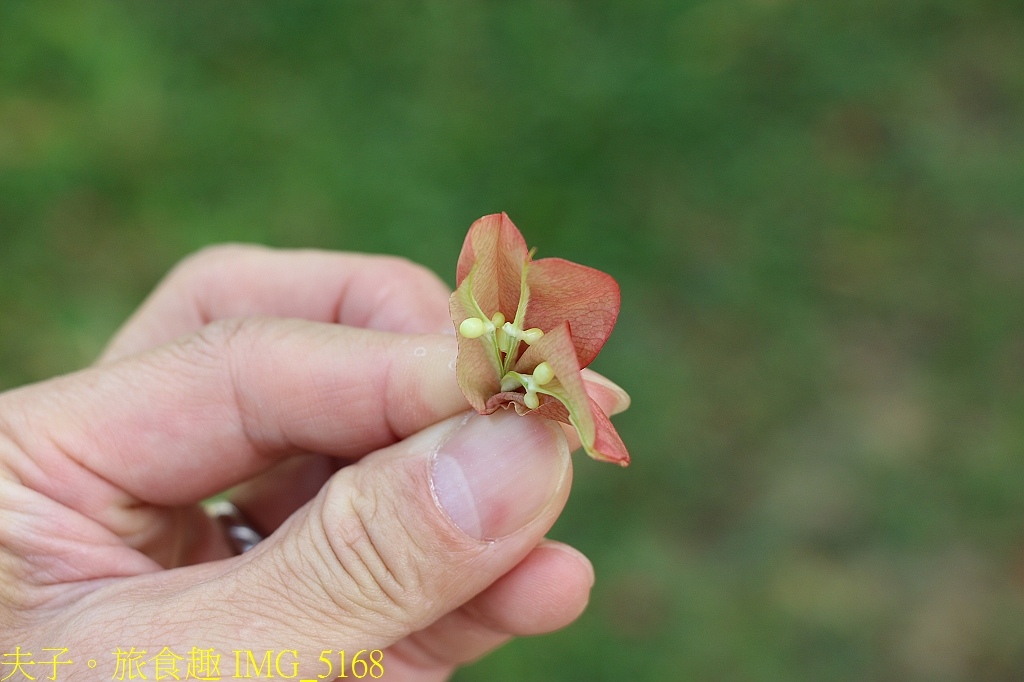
[430,411,569,541]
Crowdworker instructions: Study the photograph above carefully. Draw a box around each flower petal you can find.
[514,322,628,464]
[485,392,629,466]
[456,213,530,319]
[450,278,503,412]
[587,396,630,466]
[525,257,620,367]
[515,322,595,442]
[485,391,538,415]
[581,370,631,416]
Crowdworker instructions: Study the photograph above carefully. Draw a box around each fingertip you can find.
[536,539,595,588]
[380,537,597,670]
[349,256,453,334]
[582,369,631,416]
[459,539,595,637]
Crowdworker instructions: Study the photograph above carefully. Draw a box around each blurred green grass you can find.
[2,2,1024,680]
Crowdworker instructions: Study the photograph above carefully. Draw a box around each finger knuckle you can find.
[158,317,272,429]
[313,473,429,627]
[169,316,252,368]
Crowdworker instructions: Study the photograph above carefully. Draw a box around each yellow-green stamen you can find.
[533,361,554,385]
[459,317,488,339]
[521,328,544,345]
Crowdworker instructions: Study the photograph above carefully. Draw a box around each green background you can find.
[3,2,1024,680]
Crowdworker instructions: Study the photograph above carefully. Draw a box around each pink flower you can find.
[449,213,630,466]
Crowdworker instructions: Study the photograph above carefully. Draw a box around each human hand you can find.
[0,245,628,681]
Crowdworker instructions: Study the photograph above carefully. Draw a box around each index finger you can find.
[1,319,466,513]
[100,245,454,363]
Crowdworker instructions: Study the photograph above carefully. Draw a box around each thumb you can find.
[59,410,571,676]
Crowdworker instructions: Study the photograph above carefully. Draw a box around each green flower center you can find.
[459,309,555,408]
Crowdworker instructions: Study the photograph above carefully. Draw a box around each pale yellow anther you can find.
[533,361,555,386]
[491,311,506,327]
[521,328,544,345]
[459,317,487,339]
[524,391,540,409]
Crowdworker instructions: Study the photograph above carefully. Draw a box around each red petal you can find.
[514,322,595,446]
[514,322,628,463]
[486,391,628,465]
[581,372,631,416]
[450,284,503,412]
[525,257,620,367]
[489,393,573,427]
[456,213,530,319]
[486,391,536,415]
[588,397,630,466]
[531,395,571,423]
